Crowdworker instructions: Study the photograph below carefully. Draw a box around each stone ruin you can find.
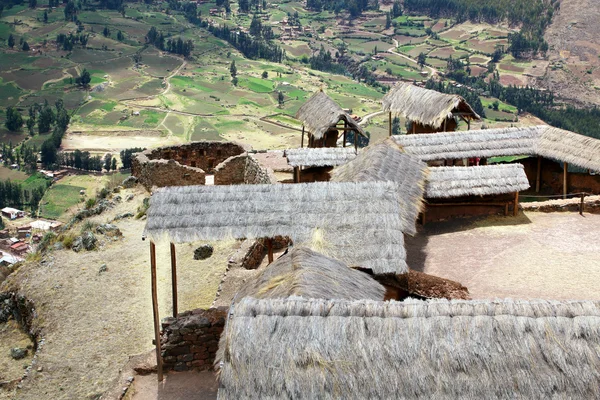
[131,141,275,190]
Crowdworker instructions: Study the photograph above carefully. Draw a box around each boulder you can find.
[99,264,108,274]
[10,347,28,360]
[96,224,122,236]
[194,244,213,260]
[122,176,138,189]
[114,212,134,221]
[73,232,97,252]
[125,194,134,202]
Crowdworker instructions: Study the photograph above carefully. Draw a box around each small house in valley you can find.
[296,91,367,148]
[1,207,25,220]
[382,82,480,134]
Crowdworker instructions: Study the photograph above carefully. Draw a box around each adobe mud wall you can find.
[160,308,226,372]
[214,154,274,185]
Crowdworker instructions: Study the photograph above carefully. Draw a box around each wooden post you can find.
[513,191,519,217]
[170,242,178,318]
[504,203,509,216]
[293,166,300,183]
[412,122,416,134]
[467,118,471,130]
[300,126,305,148]
[443,118,447,132]
[388,111,392,136]
[535,156,541,193]
[150,241,163,382]
[421,211,426,226]
[354,131,358,152]
[266,238,273,263]
[563,162,568,199]
[343,131,347,147]
[580,193,585,216]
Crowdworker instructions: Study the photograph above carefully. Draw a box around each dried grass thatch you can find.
[394,125,600,172]
[144,181,408,274]
[426,164,530,198]
[296,91,365,139]
[235,247,385,301]
[382,82,480,129]
[217,297,600,399]
[286,147,357,168]
[331,138,427,235]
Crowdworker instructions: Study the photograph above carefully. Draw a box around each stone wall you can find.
[160,308,226,372]
[520,157,600,195]
[131,156,206,190]
[214,154,274,185]
[143,142,246,173]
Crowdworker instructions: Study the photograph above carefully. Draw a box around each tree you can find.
[37,105,55,133]
[43,10,48,22]
[231,76,238,86]
[64,0,76,21]
[277,91,284,107]
[117,30,124,41]
[111,157,117,171]
[417,52,426,69]
[391,116,401,135]
[103,26,110,37]
[4,107,24,132]
[103,153,112,171]
[391,1,401,18]
[7,34,15,48]
[229,60,237,78]
[261,71,268,79]
[29,0,37,8]
[385,12,391,29]
[26,118,36,136]
[40,140,57,167]
[75,68,91,87]
[238,0,249,12]
[22,41,30,51]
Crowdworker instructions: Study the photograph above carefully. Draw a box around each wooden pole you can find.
[293,166,299,183]
[170,242,177,318]
[354,131,358,152]
[266,238,273,263]
[535,156,541,193]
[467,118,471,130]
[388,111,392,136]
[300,126,305,148]
[580,193,585,216]
[504,203,509,216]
[513,191,519,217]
[150,241,163,382]
[443,118,447,132]
[412,122,416,134]
[563,162,568,199]
[343,131,347,147]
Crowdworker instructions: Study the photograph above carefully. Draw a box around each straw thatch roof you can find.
[426,164,530,198]
[296,91,366,139]
[217,297,600,399]
[144,182,408,274]
[285,147,357,168]
[331,139,427,235]
[394,125,600,171]
[382,82,480,129]
[235,247,385,301]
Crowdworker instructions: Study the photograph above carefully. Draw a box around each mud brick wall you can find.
[160,308,226,372]
[131,156,206,190]
[144,142,246,173]
[214,154,274,185]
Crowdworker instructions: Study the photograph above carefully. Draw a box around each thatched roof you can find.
[382,82,480,129]
[144,182,408,274]
[331,139,427,235]
[426,164,530,198]
[235,247,385,301]
[285,147,357,168]
[296,91,366,139]
[394,125,600,171]
[217,297,600,399]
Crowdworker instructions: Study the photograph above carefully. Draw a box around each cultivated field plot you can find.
[406,212,600,300]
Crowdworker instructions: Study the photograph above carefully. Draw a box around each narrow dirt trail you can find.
[388,38,439,77]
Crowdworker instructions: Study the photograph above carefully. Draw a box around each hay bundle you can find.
[425,164,530,198]
[331,138,427,235]
[382,82,480,129]
[286,147,357,168]
[296,91,365,139]
[144,181,408,274]
[235,247,385,301]
[217,297,600,399]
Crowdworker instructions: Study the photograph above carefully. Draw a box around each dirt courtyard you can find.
[406,211,600,300]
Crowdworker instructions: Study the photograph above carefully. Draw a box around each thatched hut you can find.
[382,82,480,134]
[395,125,600,196]
[216,297,600,399]
[235,247,385,301]
[296,91,367,148]
[144,181,409,274]
[422,164,530,221]
[331,138,428,235]
[285,147,357,182]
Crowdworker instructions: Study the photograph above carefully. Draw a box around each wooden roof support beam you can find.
[170,242,178,318]
[535,156,541,193]
[150,241,163,382]
[563,162,568,199]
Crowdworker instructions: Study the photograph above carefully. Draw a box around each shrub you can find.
[85,198,97,209]
[80,220,98,234]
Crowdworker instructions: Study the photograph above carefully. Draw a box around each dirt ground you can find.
[0,186,234,400]
[128,371,217,400]
[406,211,600,300]
[0,320,34,385]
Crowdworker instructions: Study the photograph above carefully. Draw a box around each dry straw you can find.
[296,91,365,139]
[144,181,408,274]
[286,147,357,168]
[217,297,600,399]
[425,164,530,198]
[382,82,480,129]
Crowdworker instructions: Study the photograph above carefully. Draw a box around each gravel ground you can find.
[406,212,600,300]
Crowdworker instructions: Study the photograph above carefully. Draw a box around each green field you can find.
[40,184,85,220]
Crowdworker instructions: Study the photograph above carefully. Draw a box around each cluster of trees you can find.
[57,150,115,171]
[306,0,375,16]
[119,147,145,169]
[56,32,89,51]
[249,15,274,40]
[6,34,30,51]
[238,0,267,13]
[403,0,557,58]
[145,27,193,57]
[309,46,346,74]
[208,24,285,63]
[0,179,47,214]
[1,142,38,172]
[4,108,23,132]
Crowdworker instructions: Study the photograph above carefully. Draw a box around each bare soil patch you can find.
[406,212,600,300]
